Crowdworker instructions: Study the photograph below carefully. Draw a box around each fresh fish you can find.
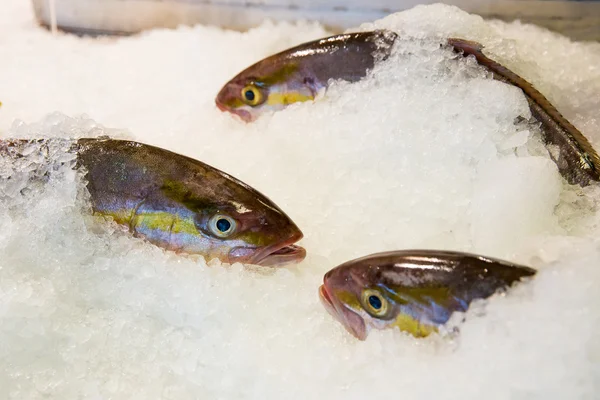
[448,38,600,186]
[215,30,398,122]
[0,137,305,266]
[318,250,536,340]
[217,30,600,186]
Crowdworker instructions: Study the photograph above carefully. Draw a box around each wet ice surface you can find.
[1,1,600,399]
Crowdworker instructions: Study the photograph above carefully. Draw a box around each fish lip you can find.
[319,284,337,318]
[318,283,367,340]
[257,244,306,267]
[232,108,254,123]
[215,99,254,123]
[252,231,306,267]
[215,100,228,112]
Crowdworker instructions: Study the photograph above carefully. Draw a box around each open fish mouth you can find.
[319,285,337,318]
[227,229,305,267]
[257,244,306,267]
[318,284,367,340]
[254,236,306,267]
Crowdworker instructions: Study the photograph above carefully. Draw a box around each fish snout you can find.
[215,85,258,122]
[215,99,254,122]
[215,85,236,113]
[232,108,254,123]
[215,99,228,112]
[319,281,368,340]
[319,284,337,317]
[252,227,306,267]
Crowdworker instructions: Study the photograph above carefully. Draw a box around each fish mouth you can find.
[318,284,367,340]
[215,100,254,123]
[231,108,253,123]
[215,100,228,113]
[319,284,338,317]
[251,231,306,267]
[257,244,306,267]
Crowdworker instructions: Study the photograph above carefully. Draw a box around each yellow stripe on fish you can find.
[266,91,314,106]
[132,211,197,235]
[96,209,197,236]
[392,314,438,338]
[320,250,536,340]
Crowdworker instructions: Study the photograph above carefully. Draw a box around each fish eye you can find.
[241,85,262,106]
[361,289,388,317]
[369,295,382,310]
[209,214,237,238]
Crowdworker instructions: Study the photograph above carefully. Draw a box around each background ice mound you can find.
[0,1,599,399]
[7,112,130,140]
[0,137,76,200]
[0,114,131,205]
[359,4,600,150]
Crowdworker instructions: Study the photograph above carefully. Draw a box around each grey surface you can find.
[31,0,600,41]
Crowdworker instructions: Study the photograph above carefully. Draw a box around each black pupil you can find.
[245,90,255,101]
[368,295,382,310]
[216,218,231,233]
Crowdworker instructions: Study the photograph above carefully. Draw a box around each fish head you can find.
[162,170,306,267]
[216,30,400,122]
[319,252,453,340]
[318,255,406,340]
[192,200,306,267]
[76,138,306,268]
[216,59,316,122]
[319,250,537,340]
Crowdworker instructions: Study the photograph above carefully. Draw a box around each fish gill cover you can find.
[0,0,599,399]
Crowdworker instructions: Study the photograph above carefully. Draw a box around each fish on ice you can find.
[318,249,536,340]
[215,30,397,122]
[216,31,600,186]
[0,137,306,267]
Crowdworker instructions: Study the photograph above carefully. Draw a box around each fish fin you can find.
[447,38,484,53]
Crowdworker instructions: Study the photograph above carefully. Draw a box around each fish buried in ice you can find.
[0,138,305,266]
[318,250,536,340]
[217,30,600,186]
[447,38,600,186]
[215,30,397,122]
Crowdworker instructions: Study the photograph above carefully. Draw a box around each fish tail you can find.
[448,37,600,186]
[447,38,484,53]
